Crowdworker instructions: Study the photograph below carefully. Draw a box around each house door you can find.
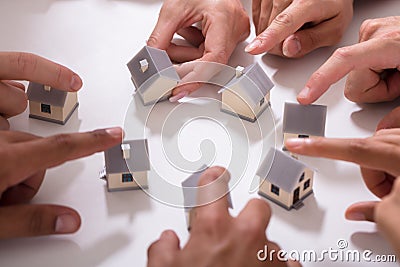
[293,187,300,205]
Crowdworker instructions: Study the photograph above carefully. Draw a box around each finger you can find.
[0,52,82,91]
[297,38,400,104]
[237,199,271,232]
[0,82,28,117]
[147,230,180,267]
[282,19,344,58]
[0,170,45,205]
[1,127,123,190]
[0,204,81,239]
[0,130,38,143]
[147,4,182,50]
[246,1,335,54]
[345,201,378,222]
[0,117,9,130]
[345,69,400,103]
[268,0,291,26]
[167,43,204,63]
[257,0,273,35]
[360,167,394,198]
[194,166,231,219]
[3,80,25,90]
[177,26,205,47]
[252,0,262,34]
[285,137,400,177]
[377,106,400,130]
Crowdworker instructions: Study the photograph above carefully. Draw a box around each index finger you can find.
[0,52,82,91]
[298,38,400,104]
[285,137,400,177]
[2,127,123,189]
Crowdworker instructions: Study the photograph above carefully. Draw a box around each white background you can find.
[0,0,400,266]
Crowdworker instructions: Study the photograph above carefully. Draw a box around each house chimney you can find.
[235,66,245,78]
[140,59,149,73]
[121,143,131,159]
[44,85,51,92]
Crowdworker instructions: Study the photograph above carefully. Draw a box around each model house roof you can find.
[182,166,233,210]
[283,102,327,136]
[27,82,68,107]
[220,63,274,107]
[127,46,179,92]
[257,148,307,192]
[105,139,150,174]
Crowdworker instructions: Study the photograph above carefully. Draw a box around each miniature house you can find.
[282,102,327,146]
[27,83,79,125]
[258,148,314,210]
[127,46,180,106]
[182,166,233,230]
[219,63,274,122]
[102,139,150,192]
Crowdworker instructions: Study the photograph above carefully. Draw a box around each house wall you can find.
[141,75,177,105]
[63,92,78,119]
[259,180,292,208]
[29,101,63,121]
[221,89,256,120]
[107,171,148,191]
[298,168,314,199]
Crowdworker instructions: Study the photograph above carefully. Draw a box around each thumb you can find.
[377,106,400,130]
[0,204,81,239]
[345,201,379,222]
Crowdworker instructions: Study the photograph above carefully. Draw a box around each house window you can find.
[303,179,311,190]
[122,173,134,183]
[259,97,265,107]
[298,134,309,138]
[299,172,305,182]
[271,184,280,196]
[41,104,51,114]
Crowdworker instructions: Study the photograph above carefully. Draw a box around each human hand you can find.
[298,16,400,104]
[147,166,300,267]
[147,0,250,102]
[246,0,353,58]
[0,52,83,129]
[0,127,122,239]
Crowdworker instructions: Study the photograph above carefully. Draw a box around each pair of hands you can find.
[0,52,123,239]
[285,108,400,256]
[148,0,353,100]
[148,167,299,267]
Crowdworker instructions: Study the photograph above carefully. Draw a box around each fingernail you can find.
[70,74,82,91]
[283,36,301,57]
[55,214,79,233]
[245,39,262,53]
[346,212,366,221]
[297,86,311,100]
[285,138,307,149]
[169,91,188,102]
[105,127,123,139]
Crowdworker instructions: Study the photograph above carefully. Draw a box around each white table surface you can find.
[1,0,400,266]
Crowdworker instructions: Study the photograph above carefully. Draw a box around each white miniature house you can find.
[102,139,150,192]
[219,63,274,122]
[27,82,79,125]
[127,46,180,105]
[258,148,314,210]
[283,102,327,146]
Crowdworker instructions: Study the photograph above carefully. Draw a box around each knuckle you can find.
[348,139,369,155]
[198,211,226,231]
[360,19,379,39]
[236,220,264,243]
[344,86,359,102]
[13,52,38,77]
[332,47,353,63]
[28,208,49,235]
[51,134,74,153]
[212,50,229,64]
[273,12,293,28]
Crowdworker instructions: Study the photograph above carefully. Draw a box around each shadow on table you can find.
[351,230,397,258]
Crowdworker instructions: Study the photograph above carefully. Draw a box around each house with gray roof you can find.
[219,63,274,122]
[103,139,150,192]
[27,82,78,125]
[181,166,233,230]
[283,102,327,148]
[127,46,180,106]
[258,148,314,210]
